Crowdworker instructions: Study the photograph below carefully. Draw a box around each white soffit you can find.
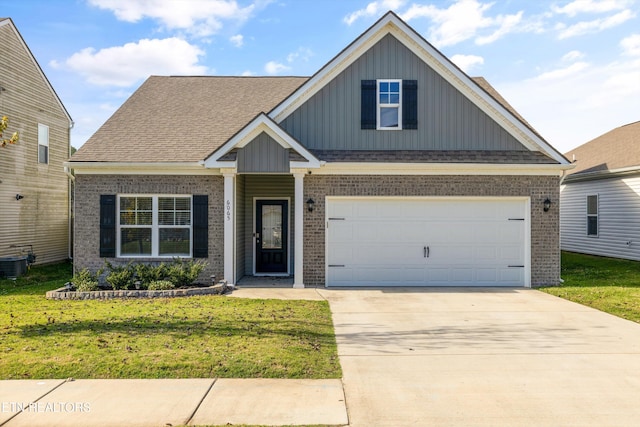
[269,12,569,166]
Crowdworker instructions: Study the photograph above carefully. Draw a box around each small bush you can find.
[166,258,207,288]
[135,263,168,287]
[147,280,175,290]
[104,261,135,290]
[72,268,101,292]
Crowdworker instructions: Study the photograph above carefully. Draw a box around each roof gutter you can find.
[563,165,640,183]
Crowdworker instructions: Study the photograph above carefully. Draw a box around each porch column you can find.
[223,172,236,284]
[293,172,305,288]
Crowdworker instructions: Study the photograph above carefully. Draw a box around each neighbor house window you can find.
[587,195,598,236]
[38,123,49,164]
[118,195,192,257]
[377,79,402,129]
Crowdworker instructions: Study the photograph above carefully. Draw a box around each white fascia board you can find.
[66,162,216,175]
[315,162,572,176]
[563,165,640,183]
[269,13,569,166]
[203,113,320,168]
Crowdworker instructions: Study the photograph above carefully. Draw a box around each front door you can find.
[255,200,288,274]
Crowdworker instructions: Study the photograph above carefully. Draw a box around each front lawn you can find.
[540,251,640,323]
[0,262,341,380]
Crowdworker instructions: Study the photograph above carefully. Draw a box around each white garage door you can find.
[326,197,528,287]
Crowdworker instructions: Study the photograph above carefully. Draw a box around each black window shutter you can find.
[99,195,116,258]
[402,80,418,129]
[361,80,377,129]
[192,195,208,258]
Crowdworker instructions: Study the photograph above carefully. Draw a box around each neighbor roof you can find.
[71,76,307,162]
[565,121,640,176]
[71,75,547,164]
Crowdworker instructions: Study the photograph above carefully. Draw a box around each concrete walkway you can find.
[4,287,640,426]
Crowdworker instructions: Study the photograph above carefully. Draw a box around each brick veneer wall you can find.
[73,175,224,282]
[303,175,560,287]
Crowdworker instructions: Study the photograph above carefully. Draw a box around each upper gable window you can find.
[38,123,49,164]
[378,79,401,129]
[361,80,417,130]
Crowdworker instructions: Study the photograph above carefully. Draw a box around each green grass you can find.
[0,262,341,380]
[540,251,640,323]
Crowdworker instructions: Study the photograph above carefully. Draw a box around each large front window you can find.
[118,195,192,257]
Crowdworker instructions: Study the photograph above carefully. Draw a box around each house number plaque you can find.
[226,200,231,221]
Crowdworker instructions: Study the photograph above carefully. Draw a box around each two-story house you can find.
[0,18,73,272]
[68,12,572,288]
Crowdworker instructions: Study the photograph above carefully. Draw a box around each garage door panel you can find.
[326,198,527,287]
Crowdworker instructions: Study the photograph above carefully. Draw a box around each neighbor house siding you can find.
[561,175,640,261]
[73,175,224,281]
[241,175,295,276]
[281,34,524,152]
[237,132,290,173]
[303,175,559,287]
[0,21,70,264]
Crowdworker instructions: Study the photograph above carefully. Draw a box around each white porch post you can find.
[293,172,305,288]
[223,171,236,284]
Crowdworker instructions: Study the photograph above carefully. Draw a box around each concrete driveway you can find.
[317,288,640,427]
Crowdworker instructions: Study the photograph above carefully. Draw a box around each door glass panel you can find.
[261,205,282,249]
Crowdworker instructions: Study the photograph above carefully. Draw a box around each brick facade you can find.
[302,174,560,287]
[74,173,560,288]
[73,174,224,281]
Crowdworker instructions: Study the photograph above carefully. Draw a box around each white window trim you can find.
[376,79,402,130]
[38,123,49,164]
[117,194,193,258]
[587,194,598,237]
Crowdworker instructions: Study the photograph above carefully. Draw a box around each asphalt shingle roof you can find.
[565,121,640,176]
[71,76,308,163]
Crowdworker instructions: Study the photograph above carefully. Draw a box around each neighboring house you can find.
[0,18,73,267]
[561,121,640,260]
[69,12,571,288]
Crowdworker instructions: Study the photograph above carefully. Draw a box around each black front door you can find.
[255,200,288,274]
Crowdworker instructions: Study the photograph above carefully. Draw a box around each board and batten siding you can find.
[241,175,295,277]
[561,176,640,261]
[237,132,290,173]
[280,33,525,152]
[0,21,71,264]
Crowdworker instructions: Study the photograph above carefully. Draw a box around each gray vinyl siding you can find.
[241,175,295,276]
[0,21,71,264]
[281,33,525,152]
[237,132,290,173]
[235,175,246,280]
[561,176,640,261]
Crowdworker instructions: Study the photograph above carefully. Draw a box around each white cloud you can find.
[264,61,291,75]
[562,50,586,61]
[88,0,256,37]
[401,0,525,47]
[450,54,484,72]
[621,33,640,56]
[286,47,313,63]
[343,0,405,25]
[557,9,635,39]
[240,70,256,76]
[61,38,207,87]
[230,34,244,47]
[552,0,633,17]
[497,56,640,153]
[532,61,590,81]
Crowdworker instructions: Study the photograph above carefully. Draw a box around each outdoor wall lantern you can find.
[306,198,315,212]
[15,194,24,201]
[543,198,551,212]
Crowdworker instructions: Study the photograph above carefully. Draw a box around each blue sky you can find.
[2,0,639,153]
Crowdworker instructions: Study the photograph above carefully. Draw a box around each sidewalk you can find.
[0,378,348,427]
